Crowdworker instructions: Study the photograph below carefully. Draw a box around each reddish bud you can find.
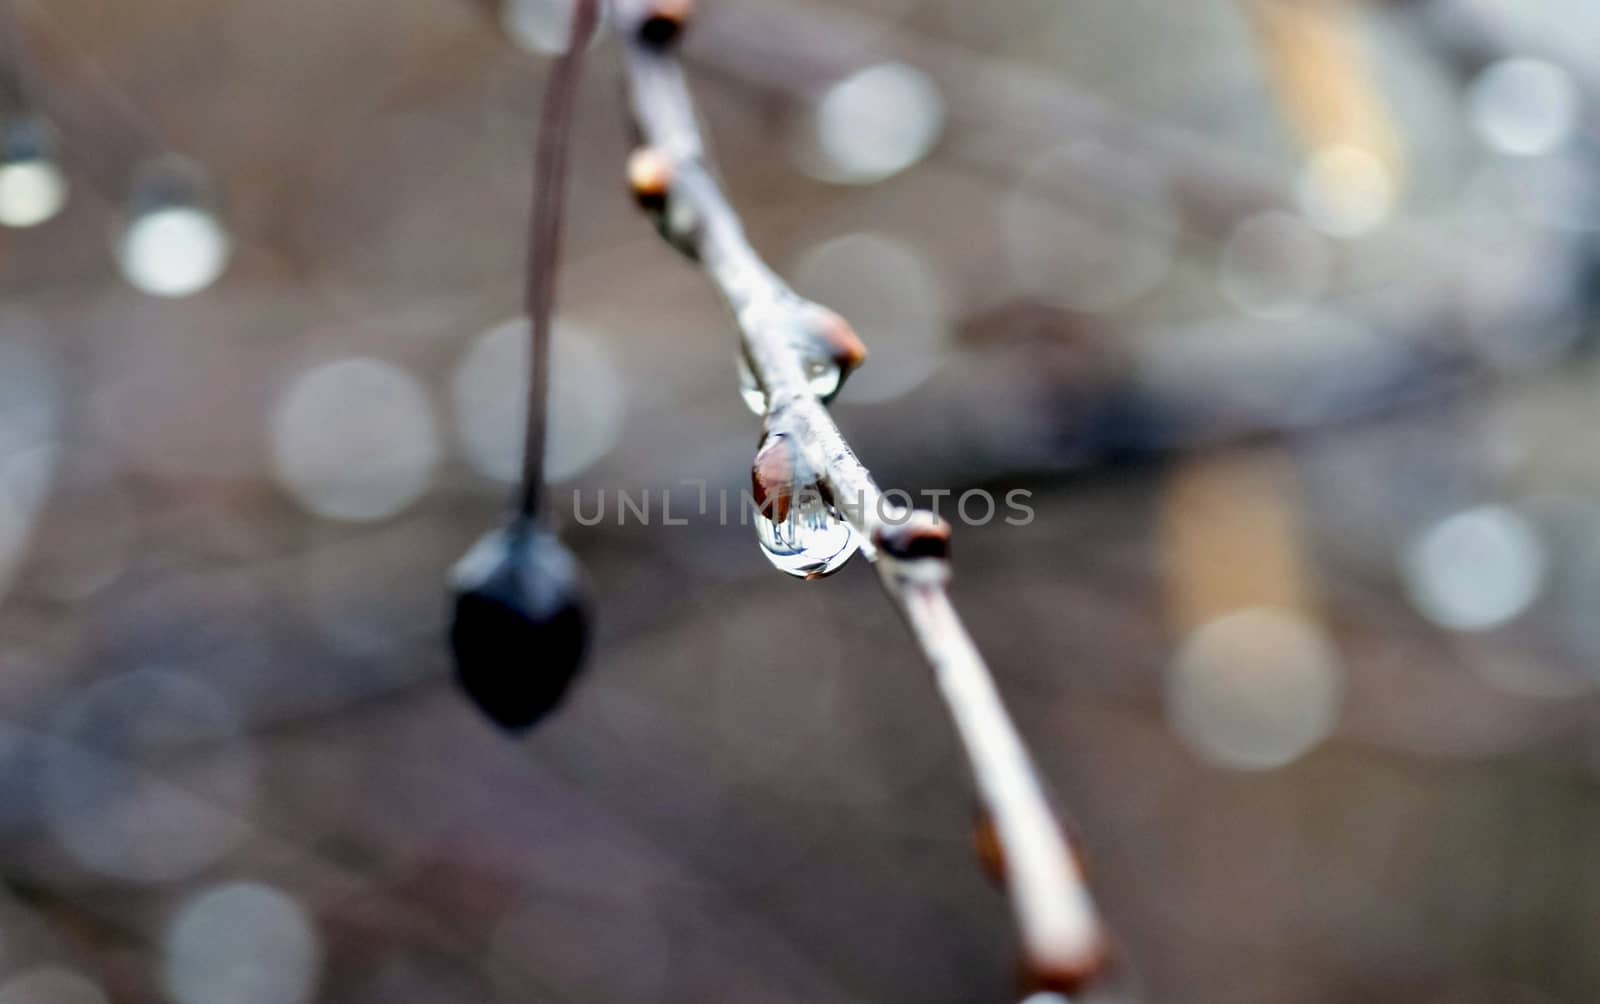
[803,304,868,378]
[752,435,796,522]
[973,812,1006,885]
[873,510,952,562]
[627,146,672,213]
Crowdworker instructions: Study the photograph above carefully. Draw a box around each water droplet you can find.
[750,434,859,578]
[735,353,841,416]
[450,520,590,731]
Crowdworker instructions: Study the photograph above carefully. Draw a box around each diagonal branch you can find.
[610,1,1110,991]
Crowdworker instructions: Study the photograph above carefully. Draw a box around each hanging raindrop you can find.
[750,432,859,578]
[449,519,591,731]
[735,352,842,416]
[734,302,866,415]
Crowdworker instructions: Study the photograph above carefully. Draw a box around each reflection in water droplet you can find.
[165,882,320,1004]
[751,436,858,578]
[755,496,858,579]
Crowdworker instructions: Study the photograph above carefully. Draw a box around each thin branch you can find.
[0,0,25,112]
[517,0,599,519]
[611,2,1109,990]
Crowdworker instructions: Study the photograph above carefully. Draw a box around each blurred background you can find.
[1,0,1599,1001]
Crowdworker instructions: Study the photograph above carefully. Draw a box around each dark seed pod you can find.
[636,0,693,48]
[449,520,590,732]
[874,510,952,562]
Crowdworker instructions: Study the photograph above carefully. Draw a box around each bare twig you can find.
[518,0,599,519]
[611,1,1109,990]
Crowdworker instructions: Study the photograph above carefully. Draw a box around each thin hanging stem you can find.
[0,0,29,113]
[610,2,1110,991]
[518,0,599,520]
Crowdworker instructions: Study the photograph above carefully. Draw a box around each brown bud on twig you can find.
[636,0,693,48]
[626,145,672,212]
[800,303,868,380]
[1018,940,1116,999]
[874,510,953,562]
[752,434,796,522]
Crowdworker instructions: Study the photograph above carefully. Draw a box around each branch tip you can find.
[626,144,673,211]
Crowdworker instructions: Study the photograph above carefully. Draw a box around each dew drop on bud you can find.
[751,434,859,578]
[735,352,844,416]
[448,520,590,731]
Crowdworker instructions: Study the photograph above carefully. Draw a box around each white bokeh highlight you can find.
[1167,607,1343,770]
[165,882,320,1004]
[1468,58,1580,157]
[1297,146,1396,238]
[1403,505,1546,632]
[118,205,232,298]
[0,159,68,229]
[451,318,624,484]
[808,63,945,184]
[271,358,441,522]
